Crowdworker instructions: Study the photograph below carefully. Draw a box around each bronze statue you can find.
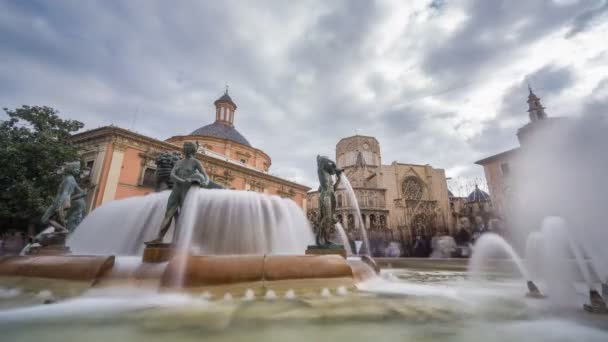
[41,161,87,233]
[146,142,209,244]
[316,155,343,246]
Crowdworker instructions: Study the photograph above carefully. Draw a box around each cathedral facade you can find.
[72,90,310,212]
[307,135,452,245]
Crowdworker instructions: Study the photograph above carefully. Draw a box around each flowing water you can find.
[69,189,314,256]
[335,223,352,256]
[541,217,593,286]
[473,217,606,308]
[468,233,530,280]
[524,231,542,277]
[339,174,369,255]
[1,269,607,342]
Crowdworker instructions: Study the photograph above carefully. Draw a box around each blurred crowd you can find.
[338,216,504,258]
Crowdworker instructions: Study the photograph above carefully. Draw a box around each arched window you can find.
[337,194,343,207]
[402,177,424,200]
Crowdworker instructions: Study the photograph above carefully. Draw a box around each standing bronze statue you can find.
[316,155,343,247]
[41,161,87,233]
[146,142,210,245]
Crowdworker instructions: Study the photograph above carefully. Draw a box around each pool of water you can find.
[1,269,607,342]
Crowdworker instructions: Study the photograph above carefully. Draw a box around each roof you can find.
[467,186,491,203]
[214,92,237,109]
[190,121,251,147]
[475,147,520,165]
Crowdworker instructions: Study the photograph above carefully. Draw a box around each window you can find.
[142,167,156,187]
[500,162,510,176]
[84,160,95,178]
[337,194,343,207]
[402,177,423,200]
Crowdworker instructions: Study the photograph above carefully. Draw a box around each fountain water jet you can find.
[469,233,530,280]
[335,223,352,256]
[520,217,608,311]
[468,233,543,297]
[339,174,370,255]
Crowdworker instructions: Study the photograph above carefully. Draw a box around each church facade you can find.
[307,135,452,244]
[72,90,310,212]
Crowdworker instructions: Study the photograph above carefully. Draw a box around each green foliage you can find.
[0,106,84,223]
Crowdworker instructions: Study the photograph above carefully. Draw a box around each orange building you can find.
[72,90,310,212]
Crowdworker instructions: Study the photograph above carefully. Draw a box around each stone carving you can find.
[41,161,87,233]
[315,155,343,246]
[154,152,180,191]
[146,142,210,244]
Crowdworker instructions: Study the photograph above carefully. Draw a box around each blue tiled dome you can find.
[467,185,491,203]
[190,122,251,147]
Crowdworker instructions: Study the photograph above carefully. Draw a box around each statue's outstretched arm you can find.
[71,181,86,200]
[334,166,343,190]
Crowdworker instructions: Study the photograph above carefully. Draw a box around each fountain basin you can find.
[0,254,369,293]
[0,255,114,284]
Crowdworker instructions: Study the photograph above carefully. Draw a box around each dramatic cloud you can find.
[1,0,607,192]
[565,0,608,38]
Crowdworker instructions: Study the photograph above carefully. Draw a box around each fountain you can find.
[2,118,608,341]
[1,146,376,295]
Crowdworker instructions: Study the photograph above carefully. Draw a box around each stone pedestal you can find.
[306,245,347,258]
[143,243,175,263]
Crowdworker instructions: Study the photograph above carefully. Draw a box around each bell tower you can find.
[527,85,547,122]
[214,86,237,127]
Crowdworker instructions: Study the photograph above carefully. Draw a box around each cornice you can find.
[71,126,309,192]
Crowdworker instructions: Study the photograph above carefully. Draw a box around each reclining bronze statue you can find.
[41,161,87,234]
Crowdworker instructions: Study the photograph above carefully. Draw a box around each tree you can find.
[0,106,84,230]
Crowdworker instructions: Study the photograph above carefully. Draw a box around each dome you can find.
[190,122,251,147]
[466,185,491,203]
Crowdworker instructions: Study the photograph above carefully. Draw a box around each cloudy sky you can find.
[1,0,607,191]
